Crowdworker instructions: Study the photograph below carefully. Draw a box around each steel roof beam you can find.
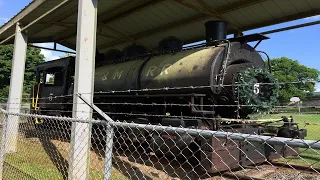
[241,9,320,33]
[175,0,241,32]
[0,0,47,35]
[196,0,241,32]
[0,0,70,45]
[98,0,266,50]
[28,2,78,36]
[49,1,135,42]
[102,26,155,52]
[100,0,165,24]
[181,9,320,45]
[28,44,75,54]
[55,0,164,43]
[260,20,320,35]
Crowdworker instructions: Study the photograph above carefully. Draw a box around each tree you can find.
[59,52,74,58]
[48,75,54,84]
[268,57,320,104]
[0,44,45,103]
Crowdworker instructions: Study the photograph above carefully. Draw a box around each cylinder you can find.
[205,21,228,45]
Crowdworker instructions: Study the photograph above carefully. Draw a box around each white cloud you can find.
[34,43,52,48]
[316,83,320,92]
[304,15,320,21]
[34,43,60,61]
[40,49,60,61]
[0,17,9,24]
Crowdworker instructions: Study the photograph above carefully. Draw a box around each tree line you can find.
[0,45,319,105]
[268,57,319,104]
[0,44,44,103]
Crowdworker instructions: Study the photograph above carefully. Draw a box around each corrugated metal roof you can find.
[0,0,319,53]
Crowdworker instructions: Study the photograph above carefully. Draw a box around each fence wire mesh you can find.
[0,107,319,180]
[0,76,318,180]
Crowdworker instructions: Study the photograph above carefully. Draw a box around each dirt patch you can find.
[233,165,320,180]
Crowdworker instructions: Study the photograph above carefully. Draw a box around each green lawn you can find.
[255,112,320,167]
[1,128,127,180]
[255,113,320,140]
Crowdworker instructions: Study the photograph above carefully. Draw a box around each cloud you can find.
[34,43,52,48]
[304,15,320,21]
[316,83,320,92]
[40,49,60,61]
[0,17,9,24]
[34,43,60,61]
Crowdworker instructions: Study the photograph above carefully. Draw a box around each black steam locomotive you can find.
[31,21,306,172]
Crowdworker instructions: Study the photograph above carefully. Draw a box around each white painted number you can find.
[253,83,260,94]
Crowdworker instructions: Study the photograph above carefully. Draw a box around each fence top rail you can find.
[1,108,319,150]
[0,108,104,124]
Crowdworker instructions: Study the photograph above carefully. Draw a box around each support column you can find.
[68,0,97,179]
[5,23,28,153]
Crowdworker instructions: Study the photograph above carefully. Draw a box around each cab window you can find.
[42,67,65,86]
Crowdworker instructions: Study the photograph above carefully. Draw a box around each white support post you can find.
[5,23,28,153]
[68,0,98,179]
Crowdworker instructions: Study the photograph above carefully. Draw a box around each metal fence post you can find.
[68,0,98,179]
[0,111,9,179]
[103,125,114,180]
[76,94,115,180]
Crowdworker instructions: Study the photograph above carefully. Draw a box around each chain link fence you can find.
[0,107,319,179]
[0,76,318,180]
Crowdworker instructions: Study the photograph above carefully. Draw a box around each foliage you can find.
[48,76,54,84]
[59,52,74,58]
[236,67,279,114]
[268,57,320,104]
[0,44,45,103]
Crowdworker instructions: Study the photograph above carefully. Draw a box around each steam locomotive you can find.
[31,21,306,173]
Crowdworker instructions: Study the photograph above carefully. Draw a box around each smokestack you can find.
[205,21,228,45]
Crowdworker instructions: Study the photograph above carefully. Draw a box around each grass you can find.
[255,113,320,140]
[283,148,320,168]
[255,112,320,167]
[1,129,128,180]
[1,137,61,179]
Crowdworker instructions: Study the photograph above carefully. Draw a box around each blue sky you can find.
[1,0,320,91]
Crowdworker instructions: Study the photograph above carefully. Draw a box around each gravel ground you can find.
[229,164,320,180]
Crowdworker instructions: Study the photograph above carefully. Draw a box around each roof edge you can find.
[0,0,47,35]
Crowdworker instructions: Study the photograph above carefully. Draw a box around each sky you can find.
[0,0,320,91]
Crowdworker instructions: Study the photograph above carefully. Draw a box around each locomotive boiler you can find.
[89,21,279,126]
[31,21,306,173]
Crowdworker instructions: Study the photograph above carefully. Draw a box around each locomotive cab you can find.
[31,57,75,116]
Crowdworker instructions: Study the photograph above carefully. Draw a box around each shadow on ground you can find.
[13,121,222,180]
